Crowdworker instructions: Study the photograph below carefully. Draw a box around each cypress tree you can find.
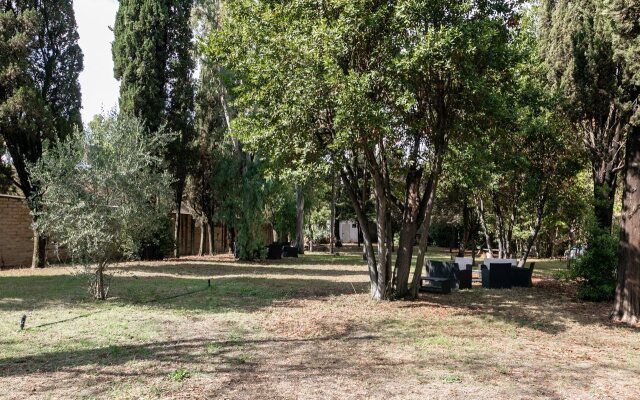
[113,0,195,257]
[112,0,168,133]
[610,0,640,323]
[0,0,83,268]
[539,0,633,232]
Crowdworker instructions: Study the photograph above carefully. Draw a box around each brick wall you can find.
[0,195,66,267]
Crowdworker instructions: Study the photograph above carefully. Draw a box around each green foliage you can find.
[0,1,83,190]
[207,0,520,297]
[235,159,267,260]
[570,223,617,301]
[168,368,190,381]
[113,0,196,251]
[31,114,173,298]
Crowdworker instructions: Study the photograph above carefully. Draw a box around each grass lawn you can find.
[1,247,638,399]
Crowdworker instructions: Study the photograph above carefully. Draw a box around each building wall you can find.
[0,194,275,265]
[339,220,360,243]
[0,195,66,267]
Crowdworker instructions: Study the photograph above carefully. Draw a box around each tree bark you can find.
[614,126,640,324]
[173,189,183,258]
[492,191,506,258]
[457,201,470,257]
[198,220,205,256]
[31,228,46,269]
[518,189,548,268]
[476,197,493,258]
[341,168,384,299]
[94,263,107,300]
[330,177,337,254]
[409,172,440,299]
[295,185,305,254]
[207,222,214,255]
[393,164,423,297]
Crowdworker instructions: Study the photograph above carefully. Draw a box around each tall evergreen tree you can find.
[539,0,632,232]
[113,0,195,257]
[610,0,640,324]
[0,0,83,268]
[112,0,168,133]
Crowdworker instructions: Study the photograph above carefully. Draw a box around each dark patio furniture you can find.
[266,243,283,260]
[282,245,299,258]
[511,262,536,287]
[481,263,512,289]
[429,261,459,288]
[455,265,473,289]
[419,260,459,293]
[420,277,451,294]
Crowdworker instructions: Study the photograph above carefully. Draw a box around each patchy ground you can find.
[1,248,638,399]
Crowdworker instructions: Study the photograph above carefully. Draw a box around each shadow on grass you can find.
[407,282,640,334]
[0,334,381,378]
[111,261,367,277]
[0,274,370,314]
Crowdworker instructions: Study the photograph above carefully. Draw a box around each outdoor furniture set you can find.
[420,257,535,294]
[266,243,299,259]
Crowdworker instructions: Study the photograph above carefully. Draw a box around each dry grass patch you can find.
[1,248,639,399]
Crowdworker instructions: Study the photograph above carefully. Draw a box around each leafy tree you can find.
[0,0,83,267]
[208,0,519,299]
[539,0,633,232]
[31,114,173,300]
[609,0,640,323]
[113,0,196,258]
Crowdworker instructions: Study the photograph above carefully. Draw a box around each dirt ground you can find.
[1,249,639,399]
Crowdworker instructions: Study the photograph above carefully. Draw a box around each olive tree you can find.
[31,114,173,299]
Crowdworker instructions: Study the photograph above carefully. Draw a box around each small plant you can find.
[168,368,190,382]
[108,345,122,357]
[496,365,509,375]
[442,375,461,383]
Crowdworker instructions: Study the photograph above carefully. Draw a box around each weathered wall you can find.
[0,195,65,267]
[170,213,275,256]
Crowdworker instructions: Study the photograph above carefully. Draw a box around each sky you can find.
[74,0,120,124]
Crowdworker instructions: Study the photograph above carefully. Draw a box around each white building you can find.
[338,220,360,243]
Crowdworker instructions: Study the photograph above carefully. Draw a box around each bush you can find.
[569,225,617,301]
[32,113,173,299]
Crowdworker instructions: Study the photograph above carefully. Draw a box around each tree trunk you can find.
[330,177,336,255]
[593,165,618,232]
[94,263,107,300]
[492,192,506,258]
[457,201,470,257]
[198,221,205,256]
[295,186,305,254]
[31,228,46,269]
[173,191,183,258]
[614,126,640,324]
[341,169,385,299]
[207,222,214,255]
[476,197,493,258]
[393,163,424,297]
[518,189,548,268]
[409,173,440,299]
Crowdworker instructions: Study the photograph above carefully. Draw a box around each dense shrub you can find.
[570,225,617,301]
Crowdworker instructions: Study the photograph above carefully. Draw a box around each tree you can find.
[208,0,519,299]
[609,0,640,323]
[31,114,172,300]
[539,0,632,232]
[113,0,196,258]
[0,0,83,268]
